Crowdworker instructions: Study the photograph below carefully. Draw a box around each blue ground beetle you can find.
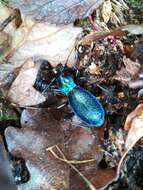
[40,62,105,127]
[56,74,105,127]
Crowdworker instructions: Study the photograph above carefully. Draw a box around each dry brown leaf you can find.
[124,104,143,149]
[102,0,112,23]
[124,104,143,131]
[0,136,17,190]
[8,0,105,25]
[125,116,143,150]
[65,127,103,161]
[5,107,116,190]
[122,24,143,35]
[5,108,69,190]
[115,56,140,85]
[70,167,116,190]
[79,27,127,46]
[115,104,143,178]
[105,104,143,184]
[8,59,46,107]
[0,3,82,68]
[79,24,143,46]
[8,20,82,68]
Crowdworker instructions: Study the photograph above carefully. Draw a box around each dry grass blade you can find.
[48,145,97,190]
[102,0,112,23]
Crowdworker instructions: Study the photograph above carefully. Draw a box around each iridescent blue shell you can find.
[68,86,105,127]
[57,75,105,127]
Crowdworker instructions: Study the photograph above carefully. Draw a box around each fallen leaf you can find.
[65,127,103,162]
[70,167,116,190]
[0,3,83,68]
[5,107,116,190]
[116,104,143,178]
[8,0,105,25]
[5,108,69,190]
[79,27,127,46]
[115,56,140,85]
[122,24,143,35]
[0,136,17,190]
[124,104,143,131]
[125,115,143,150]
[79,24,143,46]
[5,17,82,68]
[8,59,46,107]
[102,0,112,23]
[99,104,143,186]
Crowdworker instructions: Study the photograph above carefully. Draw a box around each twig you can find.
[47,145,97,190]
[46,145,96,164]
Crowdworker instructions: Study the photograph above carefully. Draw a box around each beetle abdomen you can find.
[68,86,105,127]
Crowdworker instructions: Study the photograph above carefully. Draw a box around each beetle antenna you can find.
[42,41,78,94]
[42,63,67,94]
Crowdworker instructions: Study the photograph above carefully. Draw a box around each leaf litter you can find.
[0,0,143,190]
[8,0,105,25]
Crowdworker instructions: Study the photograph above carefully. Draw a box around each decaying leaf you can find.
[115,56,140,85]
[0,3,82,68]
[8,59,46,107]
[102,0,112,23]
[4,107,117,190]
[122,24,143,35]
[8,20,82,68]
[65,127,103,161]
[79,24,143,46]
[0,136,17,190]
[5,108,69,190]
[70,167,116,190]
[124,103,143,131]
[125,114,143,150]
[8,0,105,25]
[79,27,127,46]
[116,104,143,178]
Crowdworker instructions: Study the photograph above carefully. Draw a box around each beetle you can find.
[56,74,105,127]
[40,63,105,127]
